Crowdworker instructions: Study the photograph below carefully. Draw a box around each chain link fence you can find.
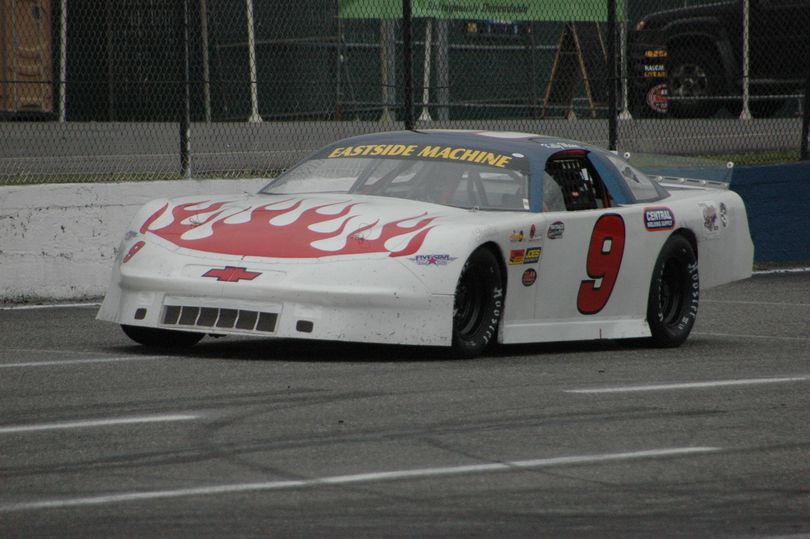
[1,0,808,184]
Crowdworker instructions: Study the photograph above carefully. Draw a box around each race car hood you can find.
[135,193,464,261]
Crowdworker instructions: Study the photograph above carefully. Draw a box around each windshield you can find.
[261,156,530,211]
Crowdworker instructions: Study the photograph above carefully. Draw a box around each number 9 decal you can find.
[577,214,626,314]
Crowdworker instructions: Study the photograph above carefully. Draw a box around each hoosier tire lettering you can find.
[646,235,699,347]
[452,248,504,358]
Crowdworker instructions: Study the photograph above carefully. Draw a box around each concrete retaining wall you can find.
[0,179,266,303]
[1,162,808,303]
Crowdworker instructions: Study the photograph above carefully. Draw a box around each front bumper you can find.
[97,241,454,347]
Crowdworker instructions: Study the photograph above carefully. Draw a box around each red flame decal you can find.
[142,199,437,259]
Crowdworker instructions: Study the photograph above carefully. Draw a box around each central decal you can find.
[141,199,437,259]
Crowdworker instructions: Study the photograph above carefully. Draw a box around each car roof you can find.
[318,129,600,162]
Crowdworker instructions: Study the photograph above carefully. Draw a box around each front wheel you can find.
[646,235,699,347]
[452,248,504,358]
[121,324,204,348]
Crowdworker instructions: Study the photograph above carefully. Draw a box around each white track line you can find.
[703,299,810,307]
[0,302,100,311]
[753,267,810,275]
[566,376,810,394]
[0,446,719,512]
[693,331,810,342]
[0,355,165,369]
[0,414,199,435]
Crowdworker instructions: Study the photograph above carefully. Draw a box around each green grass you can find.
[707,150,802,166]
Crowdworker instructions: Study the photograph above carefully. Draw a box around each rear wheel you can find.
[646,235,699,347]
[121,324,204,348]
[452,248,504,358]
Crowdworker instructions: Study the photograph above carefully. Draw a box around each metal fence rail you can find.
[0,0,808,184]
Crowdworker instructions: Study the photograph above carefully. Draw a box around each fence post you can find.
[802,75,810,161]
[402,0,414,130]
[179,0,191,178]
[607,0,617,151]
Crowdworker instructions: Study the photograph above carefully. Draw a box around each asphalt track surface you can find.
[1,271,809,538]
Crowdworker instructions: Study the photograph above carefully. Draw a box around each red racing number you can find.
[577,214,626,315]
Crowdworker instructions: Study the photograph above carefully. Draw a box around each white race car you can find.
[98,130,753,357]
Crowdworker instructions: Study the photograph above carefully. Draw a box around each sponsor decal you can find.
[203,266,261,282]
[538,142,581,150]
[700,202,720,233]
[141,199,437,259]
[509,249,525,265]
[643,63,667,78]
[122,241,145,263]
[529,224,537,240]
[410,254,457,266]
[524,247,541,264]
[509,229,524,242]
[719,202,728,228]
[522,268,537,287]
[547,221,565,239]
[326,144,518,169]
[644,207,675,231]
[644,49,667,59]
[646,84,669,113]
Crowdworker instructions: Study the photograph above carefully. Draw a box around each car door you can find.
[528,150,652,341]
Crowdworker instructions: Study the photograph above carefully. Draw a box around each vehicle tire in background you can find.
[667,48,723,118]
[121,324,204,348]
[646,235,699,347]
[452,247,504,358]
[750,99,785,118]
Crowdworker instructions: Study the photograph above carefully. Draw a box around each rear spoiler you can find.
[654,176,730,191]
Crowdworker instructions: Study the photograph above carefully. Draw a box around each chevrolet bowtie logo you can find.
[202,266,261,282]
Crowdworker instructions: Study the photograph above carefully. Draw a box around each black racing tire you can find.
[646,235,699,348]
[451,247,504,358]
[121,324,204,348]
[667,47,723,118]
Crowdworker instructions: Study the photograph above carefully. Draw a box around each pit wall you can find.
[1,179,266,303]
[1,164,808,303]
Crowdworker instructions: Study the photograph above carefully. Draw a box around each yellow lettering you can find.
[387,145,408,156]
[331,143,516,168]
[473,151,490,163]
[481,152,500,166]
[493,155,512,168]
[418,145,441,158]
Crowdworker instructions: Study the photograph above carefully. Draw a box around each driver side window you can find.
[544,154,612,211]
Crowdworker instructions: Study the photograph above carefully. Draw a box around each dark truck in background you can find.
[629,0,810,118]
